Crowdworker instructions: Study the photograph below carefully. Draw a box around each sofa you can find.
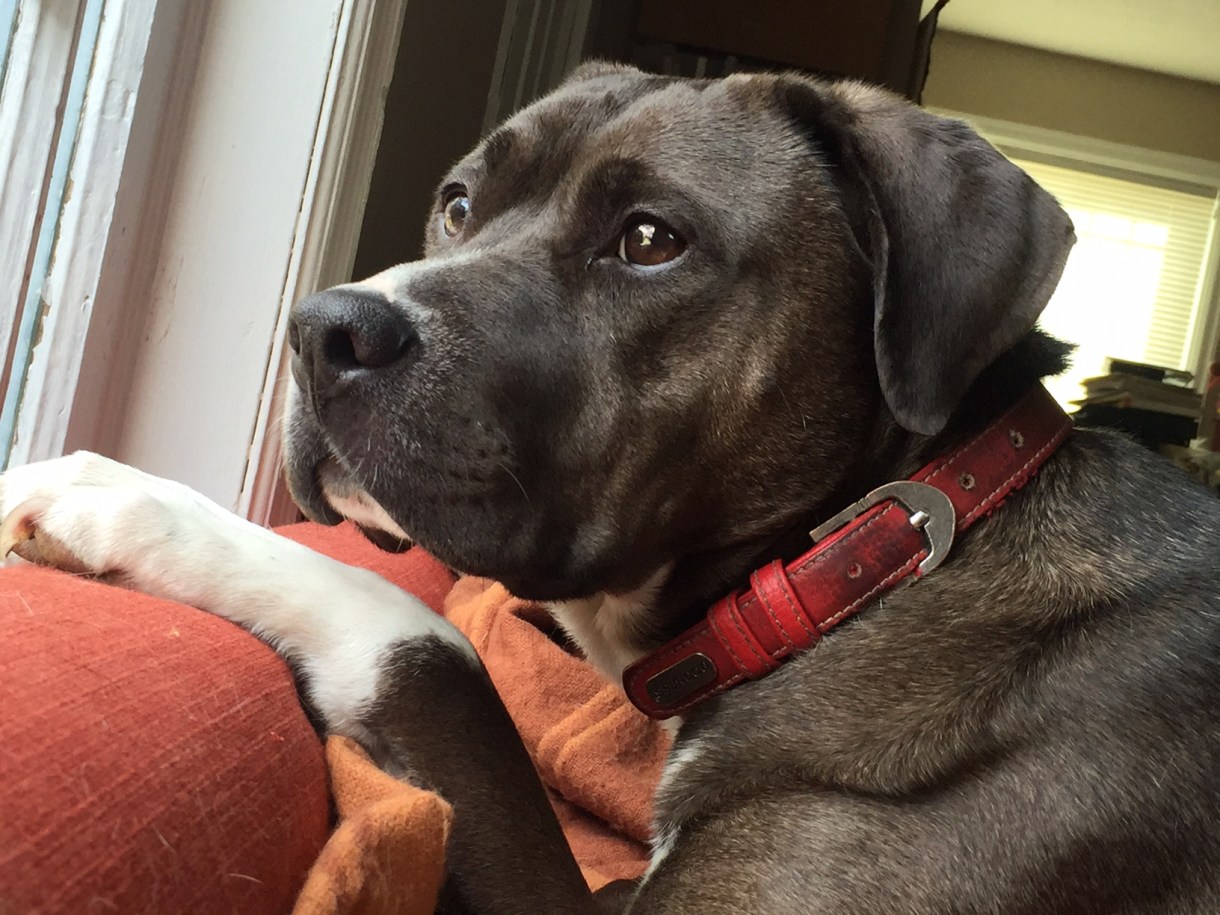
[0,521,666,914]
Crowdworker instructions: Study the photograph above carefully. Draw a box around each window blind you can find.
[1003,154,1218,404]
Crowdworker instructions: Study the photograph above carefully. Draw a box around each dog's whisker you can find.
[500,463,530,504]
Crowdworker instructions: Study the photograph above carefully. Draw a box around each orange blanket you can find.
[293,572,670,915]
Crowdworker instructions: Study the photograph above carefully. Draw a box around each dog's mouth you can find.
[282,381,416,554]
[312,457,413,553]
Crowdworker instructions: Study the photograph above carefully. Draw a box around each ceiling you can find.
[927,0,1220,85]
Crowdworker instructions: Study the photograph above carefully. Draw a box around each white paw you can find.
[0,452,195,577]
[0,452,481,740]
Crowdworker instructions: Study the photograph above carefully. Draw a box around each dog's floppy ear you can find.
[779,79,1075,434]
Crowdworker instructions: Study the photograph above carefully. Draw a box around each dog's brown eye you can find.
[442,192,470,237]
[618,217,685,268]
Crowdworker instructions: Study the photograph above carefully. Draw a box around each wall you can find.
[923,31,1220,162]
[90,0,358,507]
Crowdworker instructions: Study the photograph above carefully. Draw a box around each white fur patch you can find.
[339,249,483,307]
[548,564,673,683]
[0,452,477,738]
[338,269,405,302]
[305,443,412,552]
[321,481,411,542]
[645,736,705,879]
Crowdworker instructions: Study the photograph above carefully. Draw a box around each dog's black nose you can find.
[288,288,416,395]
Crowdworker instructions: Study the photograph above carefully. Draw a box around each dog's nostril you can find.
[318,321,413,374]
[288,322,301,354]
[323,327,360,372]
[350,323,413,369]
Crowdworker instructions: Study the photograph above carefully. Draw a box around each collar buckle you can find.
[808,480,957,575]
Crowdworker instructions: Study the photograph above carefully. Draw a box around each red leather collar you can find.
[623,385,1073,719]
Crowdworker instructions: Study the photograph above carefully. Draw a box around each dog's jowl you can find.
[3,63,1218,913]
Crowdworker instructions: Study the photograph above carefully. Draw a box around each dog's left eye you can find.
[617,217,686,269]
[442,191,471,237]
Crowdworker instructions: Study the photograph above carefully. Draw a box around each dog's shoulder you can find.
[649,427,1220,906]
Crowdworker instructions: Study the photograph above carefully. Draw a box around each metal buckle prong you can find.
[808,481,956,575]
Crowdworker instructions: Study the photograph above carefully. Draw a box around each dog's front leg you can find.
[367,637,602,915]
[0,452,598,914]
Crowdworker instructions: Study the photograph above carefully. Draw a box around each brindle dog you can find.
[2,63,1218,913]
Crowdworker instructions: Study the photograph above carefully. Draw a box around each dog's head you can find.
[284,64,1074,602]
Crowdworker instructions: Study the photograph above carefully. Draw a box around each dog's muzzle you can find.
[282,286,419,543]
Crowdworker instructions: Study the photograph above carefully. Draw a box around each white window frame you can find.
[0,0,133,464]
[236,0,414,526]
[931,109,1220,392]
[2,0,409,525]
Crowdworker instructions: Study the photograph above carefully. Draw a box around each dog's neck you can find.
[551,332,1072,683]
[645,420,914,638]
[548,420,927,683]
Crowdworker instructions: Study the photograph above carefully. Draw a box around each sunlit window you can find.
[1005,156,1218,407]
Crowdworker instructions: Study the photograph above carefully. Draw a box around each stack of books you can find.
[1073,359,1202,450]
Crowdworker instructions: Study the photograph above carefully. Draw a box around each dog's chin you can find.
[303,456,414,552]
[352,524,413,553]
[291,453,619,598]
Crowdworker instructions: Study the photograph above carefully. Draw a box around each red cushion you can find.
[0,522,456,915]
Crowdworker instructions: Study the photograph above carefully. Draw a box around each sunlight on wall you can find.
[1038,207,1167,405]
[1007,156,1216,406]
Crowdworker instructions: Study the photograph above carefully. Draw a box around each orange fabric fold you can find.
[294,737,452,915]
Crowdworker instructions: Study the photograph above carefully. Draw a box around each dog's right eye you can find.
[442,189,471,237]
[617,216,686,269]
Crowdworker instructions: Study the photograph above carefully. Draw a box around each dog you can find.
[2,62,1218,913]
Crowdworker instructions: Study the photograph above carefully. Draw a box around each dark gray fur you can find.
[285,63,1220,913]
